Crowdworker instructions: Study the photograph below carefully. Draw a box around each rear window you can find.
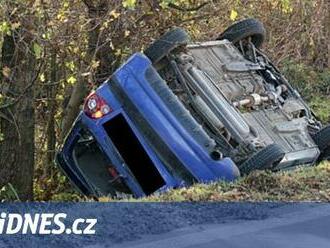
[72,128,131,197]
[103,114,166,195]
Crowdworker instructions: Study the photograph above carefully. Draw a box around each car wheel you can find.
[217,18,266,48]
[239,144,285,175]
[312,125,330,161]
[144,27,190,64]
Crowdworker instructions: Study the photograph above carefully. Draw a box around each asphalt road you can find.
[1,203,329,248]
[109,204,330,248]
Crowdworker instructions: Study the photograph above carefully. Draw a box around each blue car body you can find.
[56,53,239,198]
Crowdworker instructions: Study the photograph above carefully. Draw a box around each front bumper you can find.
[276,147,320,170]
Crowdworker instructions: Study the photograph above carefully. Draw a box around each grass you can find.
[133,162,330,202]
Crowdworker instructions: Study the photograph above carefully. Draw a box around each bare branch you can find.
[82,0,95,10]
[168,2,209,12]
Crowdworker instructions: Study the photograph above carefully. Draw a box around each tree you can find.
[0,20,38,200]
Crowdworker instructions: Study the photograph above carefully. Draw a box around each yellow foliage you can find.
[39,73,46,82]
[124,30,130,37]
[2,66,11,78]
[122,0,136,9]
[230,9,238,21]
[67,75,77,85]
[110,10,121,19]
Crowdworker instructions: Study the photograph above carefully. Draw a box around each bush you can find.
[281,60,330,122]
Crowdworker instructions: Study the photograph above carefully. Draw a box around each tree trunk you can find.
[0,32,36,201]
[326,0,330,68]
[45,51,57,176]
[60,0,111,140]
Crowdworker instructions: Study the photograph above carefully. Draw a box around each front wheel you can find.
[217,18,266,48]
[239,144,285,175]
[144,27,190,64]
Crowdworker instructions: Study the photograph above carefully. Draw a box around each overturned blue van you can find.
[56,53,240,198]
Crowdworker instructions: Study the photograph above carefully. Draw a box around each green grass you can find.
[125,162,330,202]
[97,162,330,202]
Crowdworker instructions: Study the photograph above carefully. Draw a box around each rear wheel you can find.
[144,27,190,64]
[239,144,285,175]
[217,18,266,48]
[312,125,330,161]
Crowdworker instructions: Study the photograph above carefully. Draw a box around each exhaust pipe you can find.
[184,66,253,144]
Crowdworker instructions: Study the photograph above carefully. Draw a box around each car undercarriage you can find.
[144,19,326,174]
